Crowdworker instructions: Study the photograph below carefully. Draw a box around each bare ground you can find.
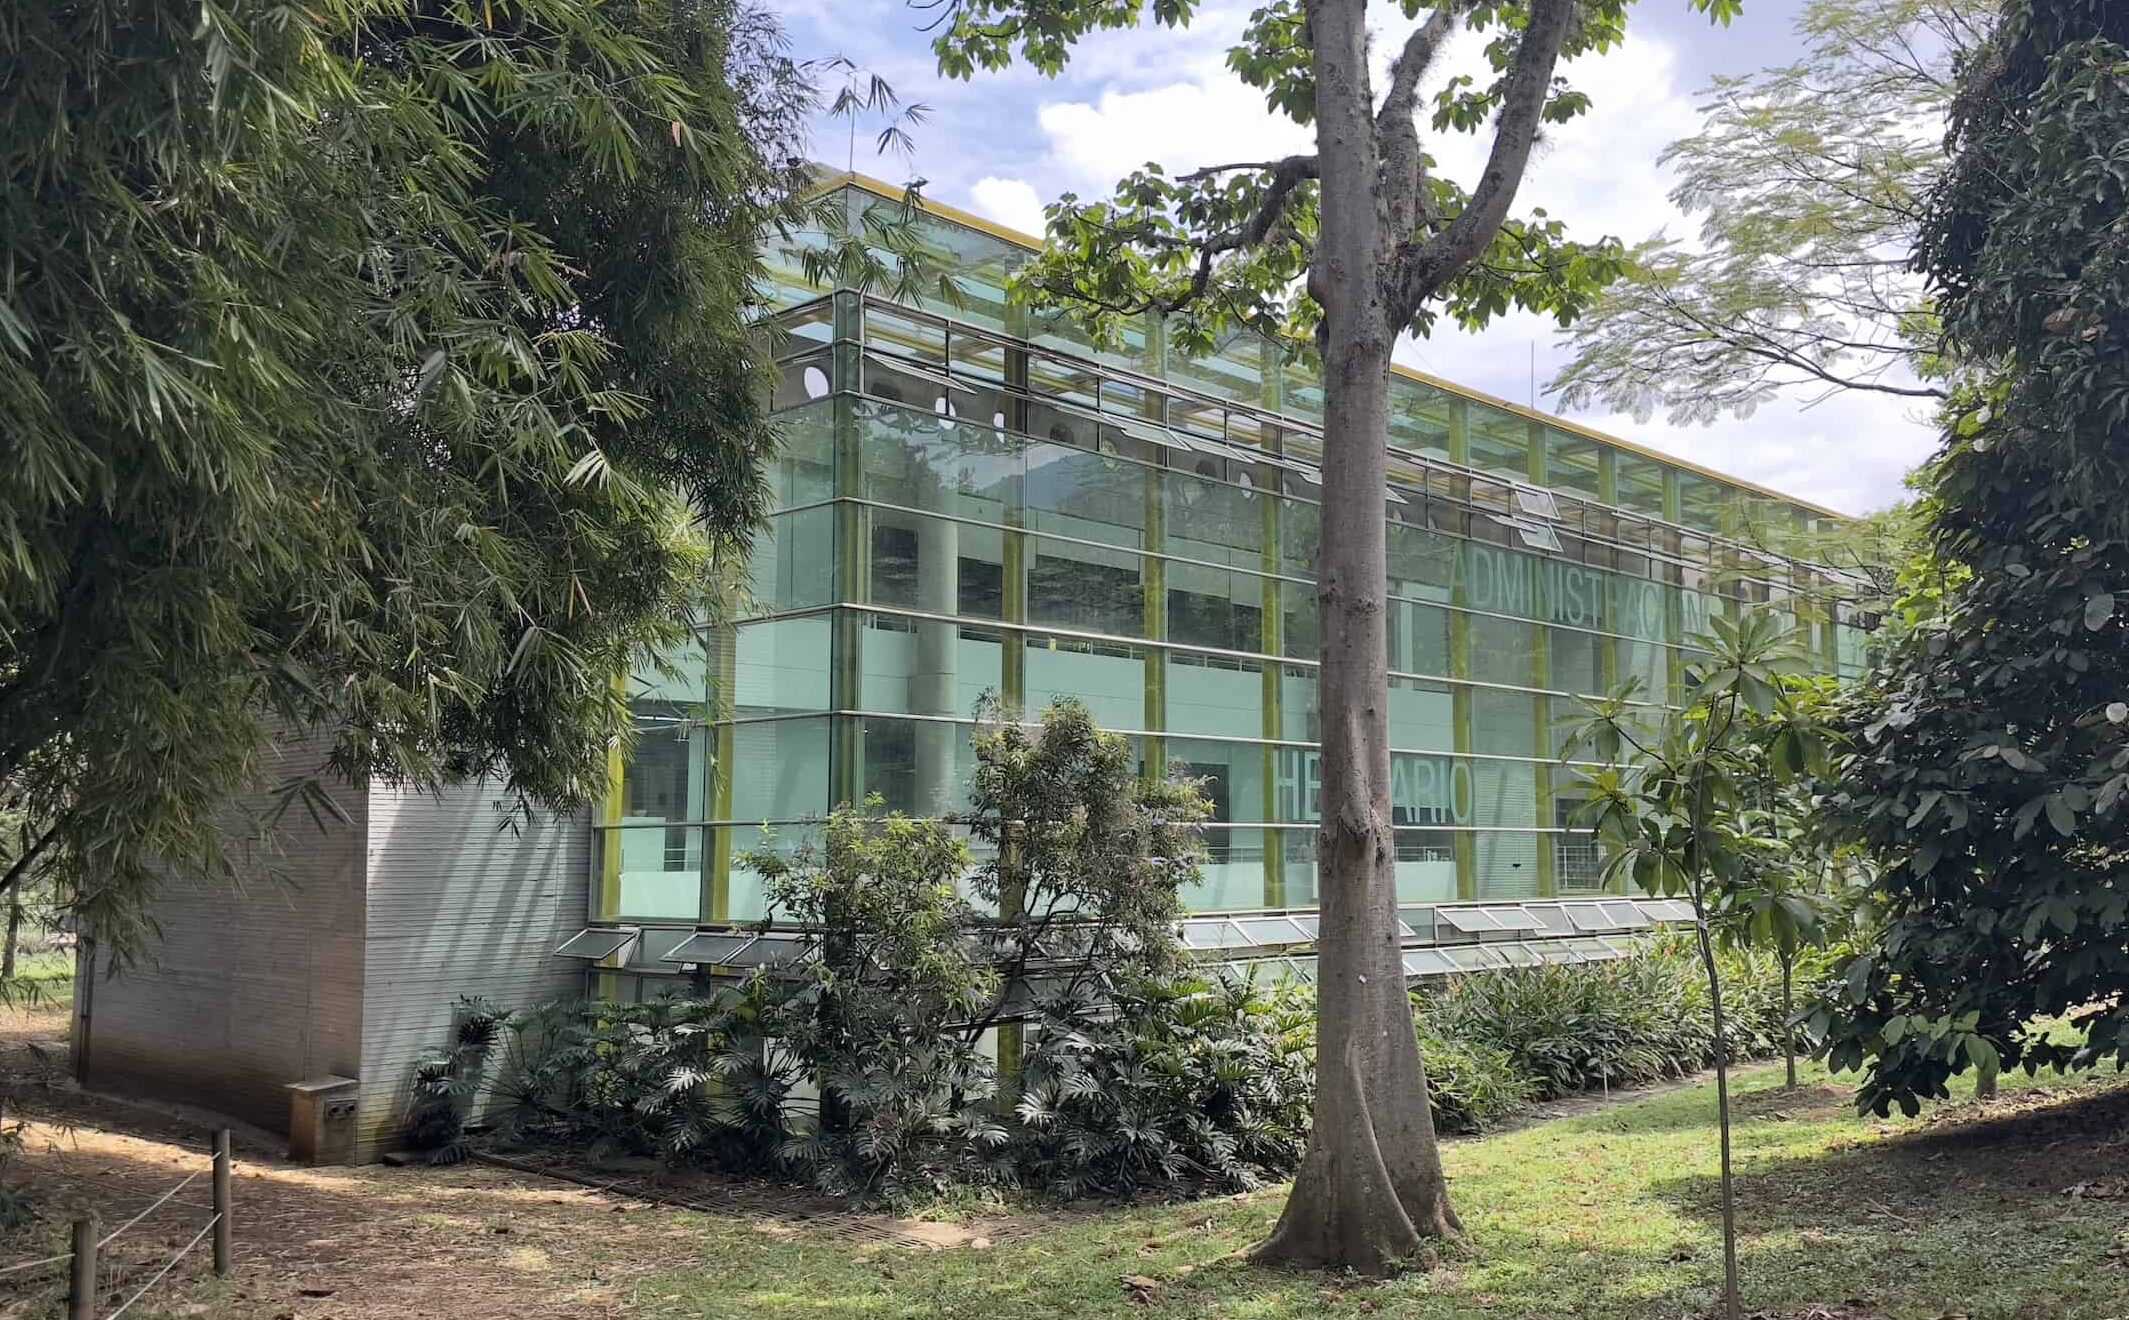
[0,993,1047,1319]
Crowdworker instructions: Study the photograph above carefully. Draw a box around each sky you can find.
[772,0,1943,516]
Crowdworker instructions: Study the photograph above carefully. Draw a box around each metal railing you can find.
[0,1129,233,1319]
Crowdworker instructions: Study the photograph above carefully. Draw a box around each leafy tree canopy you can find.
[923,0,1733,358]
[1551,0,1992,422]
[0,0,808,955]
[1814,0,2129,1115]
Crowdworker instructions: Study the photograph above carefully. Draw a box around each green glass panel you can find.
[767,399,835,508]
[726,718,830,822]
[747,507,835,613]
[854,715,979,816]
[1387,599,1451,679]
[1467,403,1531,480]
[1164,738,1271,823]
[1468,614,1539,686]
[605,823,703,921]
[1165,651,1266,737]
[1022,442,1147,548]
[1548,625,1607,699]
[1545,428,1604,500]
[1388,376,1455,462]
[1168,331,1266,406]
[727,616,833,717]
[1180,827,1271,911]
[856,401,1017,523]
[1470,687,1541,759]
[1615,452,1670,517]
[1022,632,1150,731]
[853,612,1003,722]
[1387,675,1454,753]
[865,513,1006,620]
[1163,465,1264,565]
[1677,471,1730,535]
[1167,561,1265,652]
[1025,539,1143,637]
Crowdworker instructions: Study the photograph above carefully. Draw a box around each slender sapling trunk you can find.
[1781,946,1796,1090]
[1692,901,1742,1320]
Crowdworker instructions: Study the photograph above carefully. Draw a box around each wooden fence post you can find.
[212,1128,232,1277]
[67,1214,96,1320]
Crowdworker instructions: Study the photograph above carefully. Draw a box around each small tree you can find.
[1572,610,1824,1320]
[745,802,1009,1203]
[1722,804,1835,1090]
[962,698,1207,1038]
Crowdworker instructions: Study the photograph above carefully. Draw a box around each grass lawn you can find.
[632,1062,2129,1320]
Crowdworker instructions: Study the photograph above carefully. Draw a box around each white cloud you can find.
[1033,61,1314,193]
[967,176,1049,238]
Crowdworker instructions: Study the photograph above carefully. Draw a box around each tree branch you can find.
[1162,154,1319,314]
[0,819,62,902]
[1376,5,1461,243]
[1392,0,1575,319]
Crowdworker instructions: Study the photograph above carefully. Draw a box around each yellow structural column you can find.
[596,676,628,999]
[1139,312,1168,782]
[1260,352,1287,909]
[1526,422,1557,898]
[1446,398,1477,901]
[705,624,738,922]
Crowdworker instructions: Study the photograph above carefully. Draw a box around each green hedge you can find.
[1414,934,1807,1130]
[468,935,1808,1200]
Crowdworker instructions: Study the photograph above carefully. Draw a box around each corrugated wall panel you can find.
[356,783,588,1162]
[82,727,367,1135]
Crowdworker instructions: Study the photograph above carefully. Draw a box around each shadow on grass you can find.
[628,1073,2129,1320]
[1641,1080,2129,1319]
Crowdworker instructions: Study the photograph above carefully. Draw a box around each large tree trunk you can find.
[1253,0,1457,1274]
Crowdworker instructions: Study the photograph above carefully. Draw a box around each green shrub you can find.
[1416,1022,1538,1134]
[404,996,508,1164]
[491,987,791,1170]
[748,804,1011,1204]
[460,927,1808,1206]
[1418,937,1803,1103]
[1015,975,1313,1197]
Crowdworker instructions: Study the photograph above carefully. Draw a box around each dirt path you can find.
[0,997,730,1320]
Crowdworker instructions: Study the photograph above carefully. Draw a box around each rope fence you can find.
[0,1129,233,1319]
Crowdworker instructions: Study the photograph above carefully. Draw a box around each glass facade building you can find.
[576,177,1874,994]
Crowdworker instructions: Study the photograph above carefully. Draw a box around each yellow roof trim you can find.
[820,170,1849,522]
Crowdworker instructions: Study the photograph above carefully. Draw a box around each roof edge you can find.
[819,170,1852,524]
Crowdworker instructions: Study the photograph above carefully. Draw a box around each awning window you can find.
[1478,905,1545,932]
[1435,906,1504,935]
[1564,901,1626,933]
[1234,915,1314,947]
[1402,948,1459,978]
[1179,918,1250,950]
[661,930,817,969]
[553,927,639,962]
[1634,898,1696,923]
